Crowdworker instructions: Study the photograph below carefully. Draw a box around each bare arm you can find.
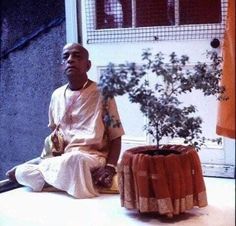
[92,136,122,188]
[106,136,121,166]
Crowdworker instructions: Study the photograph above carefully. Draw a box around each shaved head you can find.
[63,43,89,59]
[61,43,91,90]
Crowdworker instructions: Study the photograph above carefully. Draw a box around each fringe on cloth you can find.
[118,145,208,217]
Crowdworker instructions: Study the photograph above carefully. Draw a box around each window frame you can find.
[85,0,228,44]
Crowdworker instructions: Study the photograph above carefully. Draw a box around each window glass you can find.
[136,0,175,27]
[179,0,222,25]
[96,0,222,29]
[96,0,132,29]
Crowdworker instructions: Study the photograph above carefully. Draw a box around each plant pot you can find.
[117,145,208,217]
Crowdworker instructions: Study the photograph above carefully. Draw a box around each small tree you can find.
[99,50,227,150]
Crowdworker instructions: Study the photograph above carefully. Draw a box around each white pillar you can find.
[65,0,79,43]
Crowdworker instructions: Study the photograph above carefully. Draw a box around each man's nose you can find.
[67,54,74,63]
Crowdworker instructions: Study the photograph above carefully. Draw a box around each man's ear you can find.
[87,60,91,72]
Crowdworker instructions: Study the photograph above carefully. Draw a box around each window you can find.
[86,0,227,43]
[96,0,132,29]
[179,0,222,25]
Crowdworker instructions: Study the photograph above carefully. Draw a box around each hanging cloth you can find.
[216,0,235,139]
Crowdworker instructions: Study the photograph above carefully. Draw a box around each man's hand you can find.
[92,165,116,188]
[51,126,65,156]
[92,137,121,188]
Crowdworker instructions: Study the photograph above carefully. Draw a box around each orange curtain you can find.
[216,0,235,139]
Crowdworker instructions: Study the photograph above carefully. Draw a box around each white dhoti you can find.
[15,151,106,198]
[15,82,124,199]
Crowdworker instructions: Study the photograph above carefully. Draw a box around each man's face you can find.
[62,43,91,87]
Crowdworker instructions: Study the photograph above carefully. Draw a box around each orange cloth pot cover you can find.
[118,145,208,216]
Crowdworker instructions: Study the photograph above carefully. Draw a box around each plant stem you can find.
[156,127,160,149]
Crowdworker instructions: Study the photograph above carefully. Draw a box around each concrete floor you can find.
[0,177,235,226]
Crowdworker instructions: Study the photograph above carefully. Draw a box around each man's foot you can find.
[42,182,61,192]
[6,166,17,182]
